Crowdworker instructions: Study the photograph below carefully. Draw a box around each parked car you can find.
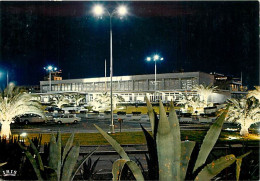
[45,106,64,113]
[61,106,83,113]
[53,114,81,124]
[19,114,51,124]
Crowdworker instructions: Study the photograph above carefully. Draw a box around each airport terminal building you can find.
[40,71,231,103]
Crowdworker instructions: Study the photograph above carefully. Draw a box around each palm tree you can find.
[226,97,260,136]
[0,83,45,139]
[51,95,69,109]
[247,86,260,101]
[89,92,124,111]
[193,84,217,107]
[72,93,85,106]
[178,93,204,115]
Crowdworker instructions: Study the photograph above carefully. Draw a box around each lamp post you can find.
[93,4,128,133]
[6,71,8,87]
[44,65,57,92]
[146,54,164,101]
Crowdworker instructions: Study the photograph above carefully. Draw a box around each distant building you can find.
[211,72,247,99]
[39,72,214,103]
[38,71,247,104]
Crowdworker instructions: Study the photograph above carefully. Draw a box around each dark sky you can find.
[0,1,259,89]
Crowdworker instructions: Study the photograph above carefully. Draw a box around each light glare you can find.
[47,66,53,71]
[93,5,104,16]
[146,57,151,61]
[117,6,127,16]
[154,55,159,61]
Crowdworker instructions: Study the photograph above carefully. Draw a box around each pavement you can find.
[10,117,217,135]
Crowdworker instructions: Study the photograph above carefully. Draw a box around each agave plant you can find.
[193,84,217,107]
[95,97,250,181]
[80,157,100,180]
[19,132,96,181]
[226,97,260,136]
[51,95,69,109]
[0,83,44,139]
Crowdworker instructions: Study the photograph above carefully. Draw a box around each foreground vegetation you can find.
[94,98,254,181]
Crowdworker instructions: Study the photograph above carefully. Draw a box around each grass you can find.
[114,105,182,114]
[19,130,260,146]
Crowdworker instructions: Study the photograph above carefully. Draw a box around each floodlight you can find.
[93,5,104,16]
[146,57,151,61]
[154,55,159,61]
[47,66,53,71]
[117,6,127,16]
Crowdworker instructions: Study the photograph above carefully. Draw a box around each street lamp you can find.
[93,4,128,133]
[44,65,58,92]
[146,54,164,101]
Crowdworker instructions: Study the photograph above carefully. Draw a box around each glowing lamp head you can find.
[117,6,127,16]
[153,55,159,61]
[146,57,151,61]
[93,5,104,16]
[47,66,53,71]
[160,57,164,61]
[54,67,57,71]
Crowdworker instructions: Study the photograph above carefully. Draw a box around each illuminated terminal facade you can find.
[39,71,245,103]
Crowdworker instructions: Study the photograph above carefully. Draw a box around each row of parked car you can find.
[45,106,88,114]
[15,114,81,125]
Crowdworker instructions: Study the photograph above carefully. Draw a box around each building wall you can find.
[210,91,231,104]
[39,72,217,103]
[199,72,215,85]
[40,72,212,93]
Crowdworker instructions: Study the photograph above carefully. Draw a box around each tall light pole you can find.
[105,59,107,92]
[44,65,57,92]
[146,54,164,101]
[6,71,9,87]
[93,4,128,133]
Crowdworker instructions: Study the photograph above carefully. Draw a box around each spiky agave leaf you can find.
[180,141,196,181]
[195,154,236,181]
[168,101,181,180]
[193,107,229,173]
[235,151,252,181]
[112,159,144,181]
[156,101,175,180]
[71,149,97,181]
[94,124,144,181]
[140,124,159,180]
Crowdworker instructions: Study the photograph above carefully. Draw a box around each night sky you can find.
[0,1,259,89]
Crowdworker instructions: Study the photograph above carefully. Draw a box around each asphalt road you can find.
[10,117,220,135]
